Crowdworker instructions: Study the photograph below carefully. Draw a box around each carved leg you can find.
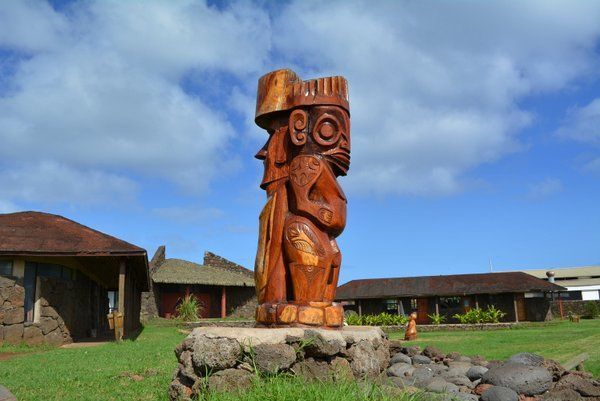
[324,239,341,303]
[283,215,332,303]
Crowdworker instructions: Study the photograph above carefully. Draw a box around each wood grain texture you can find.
[253,69,350,328]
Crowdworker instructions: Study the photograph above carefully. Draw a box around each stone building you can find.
[336,272,565,324]
[141,247,256,320]
[0,211,149,345]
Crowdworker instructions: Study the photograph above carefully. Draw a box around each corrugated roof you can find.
[152,258,255,287]
[336,272,566,300]
[521,266,600,279]
[561,278,600,288]
[0,211,146,256]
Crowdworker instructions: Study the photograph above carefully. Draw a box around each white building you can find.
[522,266,600,301]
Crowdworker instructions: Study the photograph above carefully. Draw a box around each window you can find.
[410,298,418,310]
[384,299,398,312]
[37,263,74,280]
[0,260,13,276]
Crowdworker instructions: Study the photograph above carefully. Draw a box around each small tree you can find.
[584,301,599,319]
[176,294,204,322]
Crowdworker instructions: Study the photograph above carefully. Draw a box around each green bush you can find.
[584,301,600,319]
[345,313,362,326]
[484,305,506,323]
[452,305,506,324]
[346,312,408,326]
[427,312,446,325]
[176,294,204,322]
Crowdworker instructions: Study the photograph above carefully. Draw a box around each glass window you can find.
[37,263,74,280]
[384,299,398,312]
[410,298,418,310]
[38,263,62,278]
[62,266,74,280]
[0,260,13,276]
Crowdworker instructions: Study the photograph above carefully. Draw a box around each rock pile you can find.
[169,326,390,400]
[169,326,599,401]
[385,347,600,401]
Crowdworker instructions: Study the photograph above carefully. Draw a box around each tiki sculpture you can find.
[404,312,418,341]
[253,69,350,328]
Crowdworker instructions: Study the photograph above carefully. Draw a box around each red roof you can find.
[0,211,146,256]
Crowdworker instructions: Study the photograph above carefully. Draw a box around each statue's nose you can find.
[255,147,267,160]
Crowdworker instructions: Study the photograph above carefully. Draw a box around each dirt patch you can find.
[0,352,25,361]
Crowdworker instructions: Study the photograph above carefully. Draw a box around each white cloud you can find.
[0,161,137,206]
[557,98,600,145]
[527,178,563,200]
[152,206,224,223]
[1,0,600,205]
[0,0,271,206]
[272,0,600,195]
[556,98,600,173]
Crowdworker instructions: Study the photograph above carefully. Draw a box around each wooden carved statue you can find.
[404,312,418,341]
[253,69,350,328]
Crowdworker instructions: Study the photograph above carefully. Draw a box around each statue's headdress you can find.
[255,69,349,129]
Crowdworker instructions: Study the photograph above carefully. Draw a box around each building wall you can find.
[140,246,164,321]
[550,299,600,317]
[1,265,109,345]
[155,283,256,319]
[339,292,550,323]
[227,287,256,318]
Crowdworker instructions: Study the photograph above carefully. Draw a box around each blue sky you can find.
[0,1,599,284]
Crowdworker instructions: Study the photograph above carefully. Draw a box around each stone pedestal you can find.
[169,326,390,400]
[255,301,344,327]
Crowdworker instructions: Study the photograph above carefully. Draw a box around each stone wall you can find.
[551,299,600,317]
[0,276,26,344]
[141,287,160,320]
[140,246,165,320]
[227,287,256,318]
[0,272,108,345]
[203,251,253,277]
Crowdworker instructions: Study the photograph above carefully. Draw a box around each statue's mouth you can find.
[323,149,350,176]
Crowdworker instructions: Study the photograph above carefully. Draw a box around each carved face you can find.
[255,124,289,190]
[288,105,351,176]
[255,105,350,190]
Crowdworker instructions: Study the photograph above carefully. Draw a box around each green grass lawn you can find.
[388,319,600,377]
[0,324,187,401]
[1,319,598,401]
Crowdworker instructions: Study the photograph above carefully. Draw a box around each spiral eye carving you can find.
[313,113,342,146]
[289,109,308,146]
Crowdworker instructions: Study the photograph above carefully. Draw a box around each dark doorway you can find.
[24,262,37,322]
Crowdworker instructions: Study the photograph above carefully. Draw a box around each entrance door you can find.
[417,298,429,324]
[23,263,37,322]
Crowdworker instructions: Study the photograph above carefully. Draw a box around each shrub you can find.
[345,313,362,326]
[176,294,204,322]
[584,301,600,319]
[483,305,506,323]
[452,305,506,324]
[346,312,408,326]
[427,312,446,325]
